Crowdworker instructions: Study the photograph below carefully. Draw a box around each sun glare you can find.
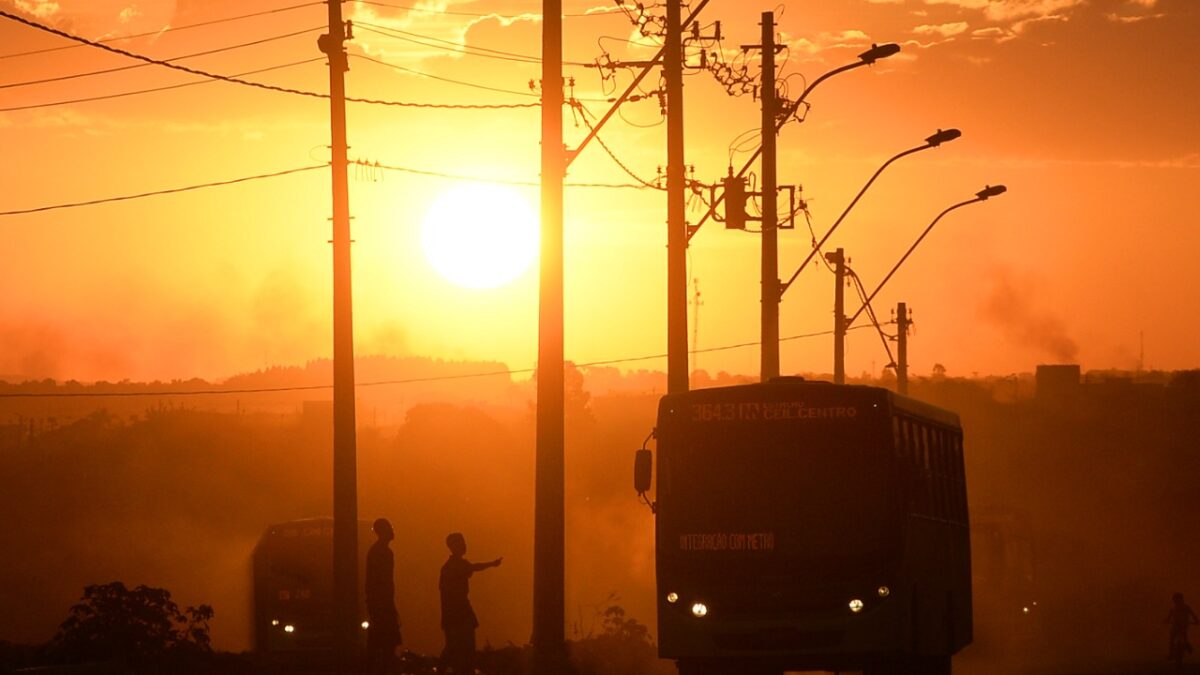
[421,184,539,289]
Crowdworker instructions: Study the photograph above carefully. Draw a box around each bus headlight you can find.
[666,592,679,604]
[849,599,864,613]
[271,619,280,626]
[691,602,709,618]
[877,586,890,598]
[283,624,296,633]
[362,621,370,629]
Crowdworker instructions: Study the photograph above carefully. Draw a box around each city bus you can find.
[635,378,971,675]
[252,517,373,653]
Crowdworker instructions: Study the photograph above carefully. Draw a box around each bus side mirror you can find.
[634,448,653,495]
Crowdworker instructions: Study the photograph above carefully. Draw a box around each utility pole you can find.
[756,12,780,381]
[318,0,358,670]
[896,302,910,395]
[665,0,688,394]
[826,248,846,384]
[534,1,566,674]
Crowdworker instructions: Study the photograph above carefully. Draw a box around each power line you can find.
[351,0,619,20]
[362,158,655,190]
[576,102,665,191]
[350,52,538,98]
[0,165,327,217]
[353,21,591,67]
[0,328,864,399]
[0,26,324,90]
[0,58,324,112]
[0,1,324,60]
[0,10,538,110]
[0,153,653,219]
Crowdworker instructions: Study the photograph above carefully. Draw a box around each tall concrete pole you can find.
[319,1,359,669]
[759,11,780,381]
[827,248,846,384]
[897,301,910,395]
[535,1,566,674]
[665,0,688,394]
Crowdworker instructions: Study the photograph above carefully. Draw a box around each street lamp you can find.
[844,184,1007,329]
[834,185,1004,389]
[777,129,964,300]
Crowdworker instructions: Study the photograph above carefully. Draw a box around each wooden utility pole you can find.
[318,0,359,670]
[535,1,566,674]
[758,12,780,381]
[665,0,688,394]
[827,248,846,384]
[897,302,910,395]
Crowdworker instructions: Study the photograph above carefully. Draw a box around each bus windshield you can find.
[661,418,901,580]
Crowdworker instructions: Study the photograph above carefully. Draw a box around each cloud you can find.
[11,0,60,18]
[1106,11,1165,23]
[923,0,1085,22]
[783,29,874,56]
[1011,12,1070,33]
[913,21,970,37]
[118,4,139,23]
[971,26,1017,43]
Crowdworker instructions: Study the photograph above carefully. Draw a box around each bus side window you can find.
[892,417,902,457]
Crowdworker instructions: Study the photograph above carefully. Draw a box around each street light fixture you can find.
[860,42,902,64]
[777,129,963,299]
[844,184,1008,329]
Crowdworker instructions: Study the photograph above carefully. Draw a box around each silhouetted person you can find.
[1166,591,1198,669]
[439,532,501,675]
[366,518,401,675]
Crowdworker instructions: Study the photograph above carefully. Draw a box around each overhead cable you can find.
[350,52,538,98]
[0,58,324,112]
[576,102,665,191]
[351,0,619,20]
[0,165,327,217]
[0,26,324,90]
[363,159,655,190]
[354,21,591,67]
[0,10,538,110]
[0,1,324,60]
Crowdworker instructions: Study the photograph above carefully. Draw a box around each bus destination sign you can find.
[679,531,777,552]
[690,401,859,423]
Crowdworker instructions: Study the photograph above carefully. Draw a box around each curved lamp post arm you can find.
[778,131,960,298]
[844,185,1006,327]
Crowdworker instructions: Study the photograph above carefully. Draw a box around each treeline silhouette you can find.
[1,363,1198,674]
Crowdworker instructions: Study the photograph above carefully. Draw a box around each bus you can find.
[252,517,374,653]
[635,378,971,675]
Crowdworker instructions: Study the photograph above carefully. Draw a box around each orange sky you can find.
[1,0,1197,383]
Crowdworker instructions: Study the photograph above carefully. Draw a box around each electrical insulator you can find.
[723,174,748,230]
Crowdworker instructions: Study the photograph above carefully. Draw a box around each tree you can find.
[52,582,212,664]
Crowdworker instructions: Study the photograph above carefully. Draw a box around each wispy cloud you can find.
[1106,11,1165,23]
[11,0,60,19]
[924,0,1085,22]
[913,21,970,37]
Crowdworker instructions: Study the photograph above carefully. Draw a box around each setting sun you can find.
[420,184,539,290]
